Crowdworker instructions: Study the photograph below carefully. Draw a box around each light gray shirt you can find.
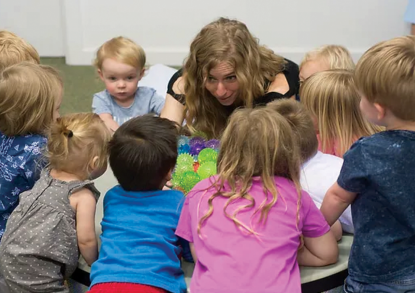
[92,87,165,125]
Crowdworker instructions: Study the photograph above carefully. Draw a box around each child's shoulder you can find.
[135,86,160,100]
[0,132,46,157]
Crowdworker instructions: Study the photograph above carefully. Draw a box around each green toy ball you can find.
[174,163,194,177]
[177,153,194,166]
[197,161,217,179]
[197,148,218,165]
[179,171,201,193]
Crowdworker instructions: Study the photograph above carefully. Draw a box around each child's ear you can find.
[165,169,173,182]
[374,103,386,120]
[138,68,145,81]
[90,156,100,170]
[98,69,104,81]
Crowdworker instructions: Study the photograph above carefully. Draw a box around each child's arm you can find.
[331,220,343,241]
[297,232,338,267]
[321,182,356,226]
[74,189,98,266]
[189,242,198,264]
[98,113,119,132]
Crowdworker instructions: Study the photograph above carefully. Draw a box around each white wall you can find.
[0,0,64,56]
[0,0,411,65]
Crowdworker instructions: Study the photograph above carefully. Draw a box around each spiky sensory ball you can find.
[172,135,219,194]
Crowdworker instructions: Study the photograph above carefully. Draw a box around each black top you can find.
[167,58,300,107]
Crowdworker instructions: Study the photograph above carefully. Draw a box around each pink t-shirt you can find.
[176,175,330,293]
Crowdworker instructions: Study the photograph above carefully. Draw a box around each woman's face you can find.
[205,62,240,106]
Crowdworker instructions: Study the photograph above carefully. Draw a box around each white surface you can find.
[140,64,177,97]
[0,0,64,56]
[78,168,352,287]
[62,0,409,65]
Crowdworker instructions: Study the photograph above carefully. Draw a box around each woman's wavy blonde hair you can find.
[197,107,303,237]
[184,17,287,139]
[47,113,112,180]
[300,70,382,157]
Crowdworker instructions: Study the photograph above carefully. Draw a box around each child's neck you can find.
[385,120,415,132]
[50,169,85,182]
[113,95,135,108]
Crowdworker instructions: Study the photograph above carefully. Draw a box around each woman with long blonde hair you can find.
[175,107,338,293]
[161,17,299,138]
[300,69,382,157]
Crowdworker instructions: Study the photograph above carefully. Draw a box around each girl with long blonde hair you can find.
[300,69,382,157]
[175,107,338,293]
[0,113,111,293]
[161,17,299,138]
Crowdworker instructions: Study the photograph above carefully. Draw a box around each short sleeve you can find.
[167,69,186,105]
[175,196,193,242]
[282,58,300,98]
[150,91,166,115]
[92,91,113,115]
[337,139,368,193]
[302,191,330,238]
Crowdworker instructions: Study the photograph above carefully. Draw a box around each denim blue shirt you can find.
[0,132,47,240]
[338,130,415,283]
[92,87,165,126]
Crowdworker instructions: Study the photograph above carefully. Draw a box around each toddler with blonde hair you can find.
[321,35,415,292]
[300,69,381,157]
[0,62,62,239]
[0,113,111,293]
[93,36,165,131]
[176,107,338,292]
[268,99,353,234]
[0,30,40,72]
[299,45,354,84]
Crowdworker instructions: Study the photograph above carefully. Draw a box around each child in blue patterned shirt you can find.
[0,62,62,240]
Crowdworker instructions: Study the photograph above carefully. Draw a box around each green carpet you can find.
[40,57,102,115]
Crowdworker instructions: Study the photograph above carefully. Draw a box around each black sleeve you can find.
[282,58,300,98]
[167,68,186,105]
[254,59,300,106]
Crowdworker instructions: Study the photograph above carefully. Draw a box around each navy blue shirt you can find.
[0,132,47,240]
[90,186,187,293]
[338,130,415,283]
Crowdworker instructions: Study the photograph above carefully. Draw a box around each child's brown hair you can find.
[268,99,318,163]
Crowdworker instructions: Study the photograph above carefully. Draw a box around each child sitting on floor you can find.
[268,99,353,234]
[89,115,186,293]
[0,113,111,293]
[321,35,415,293]
[299,44,354,84]
[176,107,338,293]
[92,36,165,131]
[300,69,381,157]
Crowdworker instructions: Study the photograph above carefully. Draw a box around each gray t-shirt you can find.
[92,86,165,125]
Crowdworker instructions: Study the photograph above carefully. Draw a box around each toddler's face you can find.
[299,59,330,84]
[99,58,143,105]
